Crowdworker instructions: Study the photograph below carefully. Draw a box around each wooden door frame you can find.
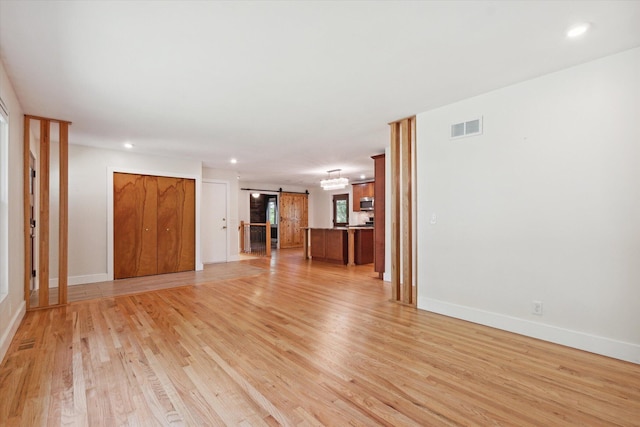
[107,167,203,281]
[332,193,349,227]
[202,179,230,263]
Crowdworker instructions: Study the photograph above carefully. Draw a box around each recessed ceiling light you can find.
[124,142,133,149]
[230,158,237,164]
[567,23,591,38]
[360,174,366,180]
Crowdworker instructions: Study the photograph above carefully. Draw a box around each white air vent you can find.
[451,117,482,139]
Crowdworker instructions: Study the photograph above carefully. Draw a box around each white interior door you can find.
[201,181,228,263]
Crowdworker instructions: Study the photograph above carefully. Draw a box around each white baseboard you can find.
[0,300,26,364]
[49,273,110,287]
[48,265,206,287]
[418,297,640,365]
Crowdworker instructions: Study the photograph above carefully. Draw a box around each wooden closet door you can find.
[114,173,158,279]
[157,177,195,274]
[280,192,308,248]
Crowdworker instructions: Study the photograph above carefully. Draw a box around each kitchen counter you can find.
[303,227,373,265]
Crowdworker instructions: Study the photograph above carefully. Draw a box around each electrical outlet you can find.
[532,301,543,316]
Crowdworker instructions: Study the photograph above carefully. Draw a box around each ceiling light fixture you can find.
[230,158,238,164]
[360,174,366,180]
[321,169,349,191]
[252,192,260,198]
[123,142,133,149]
[567,23,591,38]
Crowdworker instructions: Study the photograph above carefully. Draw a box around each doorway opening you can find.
[250,193,278,249]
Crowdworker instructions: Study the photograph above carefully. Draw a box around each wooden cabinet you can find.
[352,182,374,211]
[309,228,372,265]
[372,154,385,278]
[310,228,347,264]
[354,228,374,265]
[114,173,195,279]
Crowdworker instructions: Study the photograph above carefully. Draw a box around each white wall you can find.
[66,144,203,284]
[0,59,26,362]
[416,48,640,363]
[309,185,336,228]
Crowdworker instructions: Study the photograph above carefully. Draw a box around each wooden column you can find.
[390,122,401,301]
[23,117,31,310]
[347,228,355,266]
[38,120,50,306]
[303,227,310,259]
[371,154,386,279]
[389,116,415,306]
[58,122,69,304]
[401,117,414,305]
[265,221,271,258]
[239,221,245,253]
[24,115,72,309]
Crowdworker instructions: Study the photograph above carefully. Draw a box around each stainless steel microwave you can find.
[360,197,374,211]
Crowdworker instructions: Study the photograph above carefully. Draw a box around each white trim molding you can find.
[419,297,640,365]
[0,301,25,363]
[49,273,110,287]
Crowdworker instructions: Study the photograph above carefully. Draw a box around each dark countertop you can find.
[306,226,374,230]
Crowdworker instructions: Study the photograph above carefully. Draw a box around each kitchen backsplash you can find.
[352,211,373,225]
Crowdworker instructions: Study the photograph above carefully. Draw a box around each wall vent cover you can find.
[451,117,482,139]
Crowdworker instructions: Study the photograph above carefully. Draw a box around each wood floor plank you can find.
[2,249,639,426]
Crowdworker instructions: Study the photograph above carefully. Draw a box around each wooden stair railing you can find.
[239,221,272,257]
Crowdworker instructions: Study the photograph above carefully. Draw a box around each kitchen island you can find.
[303,227,374,265]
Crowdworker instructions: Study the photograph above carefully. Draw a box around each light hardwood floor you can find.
[2,250,639,426]
[31,261,268,306]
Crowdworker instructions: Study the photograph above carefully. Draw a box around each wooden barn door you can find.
[279,192,308,249]
[114,173,195,279]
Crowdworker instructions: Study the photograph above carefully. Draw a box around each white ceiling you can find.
[1,1,639,187]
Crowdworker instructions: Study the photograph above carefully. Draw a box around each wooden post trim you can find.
[265,221,271,257]
[303,228,310,259]
[390,122,401,301]
[239,221,245,253]
[401,117,413,305]
[38,120,50,307]
[389,116,416,305]
[23,116,31,310]
[24,114,72,124]
[347,228,355,266]
[58,122,69,304]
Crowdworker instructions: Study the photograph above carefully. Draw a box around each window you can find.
[0,99,8,300]
[332,193,349,227]
[267,199,277,225]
